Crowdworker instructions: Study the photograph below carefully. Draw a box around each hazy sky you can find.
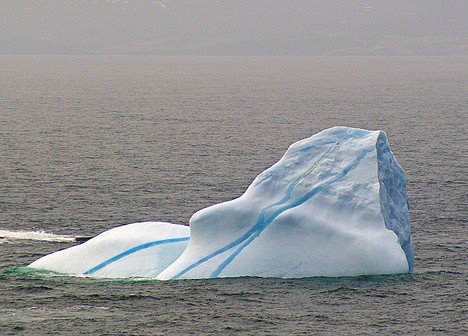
[1,0,467,56]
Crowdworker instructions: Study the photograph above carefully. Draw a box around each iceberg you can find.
[28,126,413,279]
[28,222,189,278]
[157,127,413,279]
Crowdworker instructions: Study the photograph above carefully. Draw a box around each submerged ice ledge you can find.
[29,126,413,279]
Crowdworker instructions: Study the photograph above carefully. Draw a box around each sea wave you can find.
[0,229,75,243]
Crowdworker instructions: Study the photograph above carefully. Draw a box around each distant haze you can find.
[1,0,467,56]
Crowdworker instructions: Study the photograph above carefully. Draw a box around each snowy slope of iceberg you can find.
[29,222,189,278]
[158,127,413,279]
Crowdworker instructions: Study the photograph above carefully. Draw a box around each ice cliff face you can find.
[29,127,413,279]
[158,127,413,279]
[376,132,413,272]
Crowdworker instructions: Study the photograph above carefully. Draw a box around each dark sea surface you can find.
[0,56,466,335]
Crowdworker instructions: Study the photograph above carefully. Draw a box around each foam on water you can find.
[0,229,75,243]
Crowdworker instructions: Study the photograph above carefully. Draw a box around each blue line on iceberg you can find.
[171,141,341,280]
[172,131,373,279]
[84,237,189,275]
[211,147,371,277]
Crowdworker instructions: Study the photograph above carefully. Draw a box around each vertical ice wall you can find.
[377,132,414,271]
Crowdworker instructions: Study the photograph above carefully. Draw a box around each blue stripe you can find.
[171,144,340,279]
[172,132,372,279]
[210,148,371,277]
[84,237,189,275]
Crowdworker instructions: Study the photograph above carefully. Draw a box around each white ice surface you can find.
[158,127,412,279]
[28,222,189,278]
[28,126,413,280]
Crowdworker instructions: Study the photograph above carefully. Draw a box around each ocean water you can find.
[0,56,466,335]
